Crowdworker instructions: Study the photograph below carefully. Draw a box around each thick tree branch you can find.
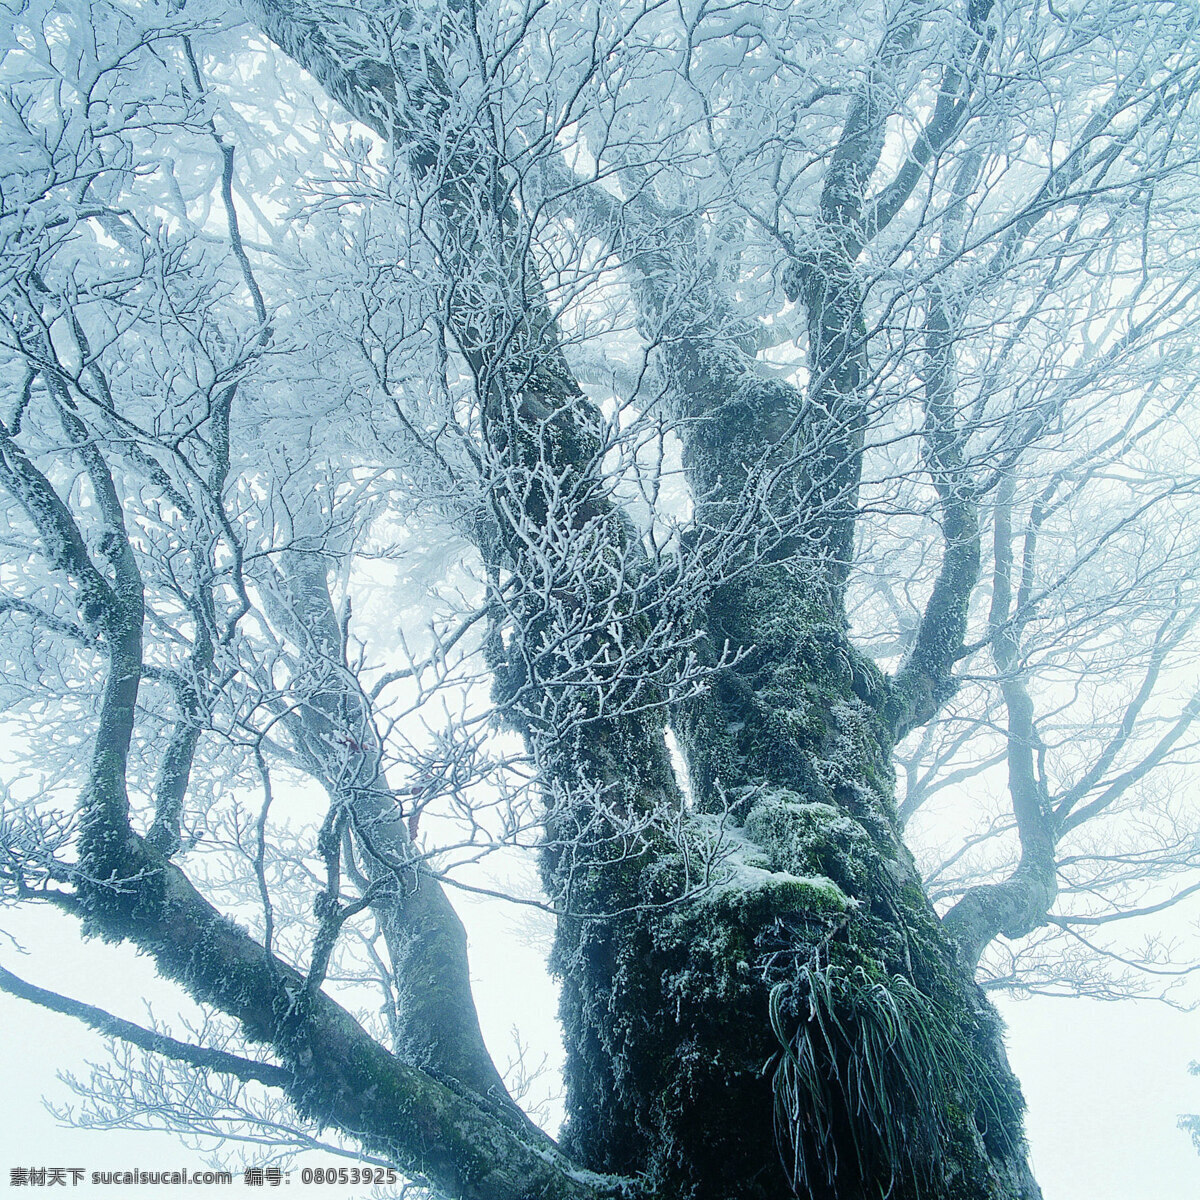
[0,963,290,1089]
[248,547,518,1106]
[941,480,1057,966]
[69,834,621,1200]
[861,0,996,245]
[886,151,987,743]
[886,287,980,744]
[818,3,925,253]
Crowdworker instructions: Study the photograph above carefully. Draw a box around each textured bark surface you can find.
[546,432,1041,1197]
[537,115,1041,1189]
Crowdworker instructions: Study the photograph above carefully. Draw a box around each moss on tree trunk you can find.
[547,562,1039,1200]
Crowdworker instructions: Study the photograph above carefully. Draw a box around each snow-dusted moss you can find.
[744,792,879,893]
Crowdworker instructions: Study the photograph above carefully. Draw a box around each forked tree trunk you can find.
[240,6,1042,1197]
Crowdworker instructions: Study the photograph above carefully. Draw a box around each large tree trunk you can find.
[549,383,1039,1198]
[241,5,1041,1197]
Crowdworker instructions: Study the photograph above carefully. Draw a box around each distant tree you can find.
[3,1,1200,1198]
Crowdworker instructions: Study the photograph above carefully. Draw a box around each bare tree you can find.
[899,454,1200,1002]
[2,1,1200,1198]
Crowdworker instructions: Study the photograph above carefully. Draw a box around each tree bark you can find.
[238,5,1042,1198]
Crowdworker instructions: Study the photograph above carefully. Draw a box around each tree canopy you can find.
[2,1,1200,1197]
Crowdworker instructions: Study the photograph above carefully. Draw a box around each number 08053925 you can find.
[299,1167,399,1185]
